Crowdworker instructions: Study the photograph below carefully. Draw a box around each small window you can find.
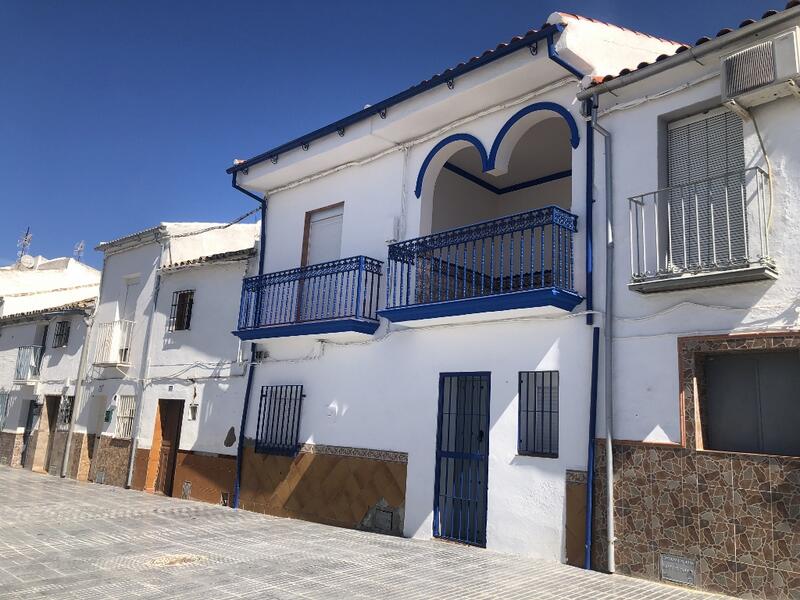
[255,385,303,455]
[169,290,194,331]
[52,321,71,348]
[518,371,559,457]
[114,395,136,439]
[702,351,800,457]
[56,396,74,431]
[0,392,8,431]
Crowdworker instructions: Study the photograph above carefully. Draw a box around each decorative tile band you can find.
[298,444,408,464]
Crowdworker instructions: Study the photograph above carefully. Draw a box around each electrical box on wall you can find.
[721,27,800,107]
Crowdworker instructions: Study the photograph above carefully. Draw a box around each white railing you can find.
[14,346,43,382]
[93,320,134,365]
[629,167,773,281]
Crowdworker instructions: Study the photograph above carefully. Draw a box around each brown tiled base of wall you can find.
[0,432,23,467]
[130,448,149,491]
[171,451,236,504]
[592,441,800,599]
[89,436,132,488]
[239,444,408,535]
[65,433,98,481]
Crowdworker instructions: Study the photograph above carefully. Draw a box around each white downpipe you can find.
[592,104,616,574]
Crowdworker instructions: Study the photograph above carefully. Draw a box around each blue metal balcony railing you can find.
[14,345,43,382]
[383,206,579,318]
[237,255,383,335]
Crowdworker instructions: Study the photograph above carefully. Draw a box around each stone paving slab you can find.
[0,467,730,599]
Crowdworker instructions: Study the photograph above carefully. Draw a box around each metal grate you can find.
[724,40,776,98]
[169,290,194,332]
[93,321,134,365]
[0,392,8,431]
[114,395,136,439]
[255,385,304,455]
[386,207,577,310]
[52,321,71,348]
[56,396,74,431]
[433,373,490,547]
[14,346,43,381]
[518,371,559,457]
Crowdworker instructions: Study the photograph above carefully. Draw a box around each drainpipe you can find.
[591,103,616,573]
[547,33,602,571]
[231,171,267,509]
[60,312,94,478]
[124,233,164,489]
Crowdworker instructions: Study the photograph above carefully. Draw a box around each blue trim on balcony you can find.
[415,134,489,199]
[379,287,582,323]
[442,163,572,195]
[234,317,379,340]
[235,255,383,341]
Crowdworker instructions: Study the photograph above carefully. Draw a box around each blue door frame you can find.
[433,372,490,547]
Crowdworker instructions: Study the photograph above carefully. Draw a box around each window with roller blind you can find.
[666,108,745,271]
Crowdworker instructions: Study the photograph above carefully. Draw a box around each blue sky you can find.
[0,0,780,267]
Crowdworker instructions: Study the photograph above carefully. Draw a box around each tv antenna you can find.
[73,240,85,262]
[16,227,32,262]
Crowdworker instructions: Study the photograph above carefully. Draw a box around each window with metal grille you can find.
[518,371,559,457]
[0,392,8,431]
[255,385,303,455]
[114,395,136,439]
[169,290,194,331]
[56,396,74,431]
[52,321,70,348]
[701,351,800,457]
[667,109,745,271]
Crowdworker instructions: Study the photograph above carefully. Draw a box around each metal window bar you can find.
[255,385,304,455]
[628,167,772,281]
[93,321,135,365]
[114,395,136,439]
[14,346,43,381]
[169,290,195,332]
[52,321,70,348]
[518,371,559,457]
[238,256,383,331]
[56,396,74,431]
[385,206,577,309]
[0,392,9,431]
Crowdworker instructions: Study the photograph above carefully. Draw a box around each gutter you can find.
[546,37,602,571]
[576,6,800,101]
[227,25,563,175]
[231,175,267,509]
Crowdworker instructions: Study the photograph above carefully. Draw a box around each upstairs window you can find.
[255,385,303,455]
[0,392,8,431]
[52,321,71,348]
[169,290,194,331]
[701,351,800,457]
[518,371,559,457]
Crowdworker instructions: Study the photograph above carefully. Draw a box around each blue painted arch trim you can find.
[488,102,580,171]
[414,133,489,199]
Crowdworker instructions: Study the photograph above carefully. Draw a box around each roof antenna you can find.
[16,227,32,263]
[73,240,85,262]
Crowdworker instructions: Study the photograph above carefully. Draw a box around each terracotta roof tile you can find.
[588,2,800,87]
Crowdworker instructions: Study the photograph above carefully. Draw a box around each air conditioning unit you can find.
[721,27,800,107]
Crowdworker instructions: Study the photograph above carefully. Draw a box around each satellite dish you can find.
[19,254,34,269]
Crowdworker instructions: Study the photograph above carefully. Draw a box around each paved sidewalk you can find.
[0,467,728,599]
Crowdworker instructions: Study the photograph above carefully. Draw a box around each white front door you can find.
[305,204,343,265]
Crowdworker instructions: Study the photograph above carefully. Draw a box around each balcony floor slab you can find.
[234,318,380,342]
[378,287,582,327]
[629,264,778,293]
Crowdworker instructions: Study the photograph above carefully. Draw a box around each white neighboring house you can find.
[221,11,681,561]
[0,257,100,475]
[82,222,258,491]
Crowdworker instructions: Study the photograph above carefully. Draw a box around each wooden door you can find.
[154,400,184,496]
[43,396,59,472]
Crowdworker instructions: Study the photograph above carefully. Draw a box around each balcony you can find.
[235,255,383,341]
[629,167,777,293]
[379,206,582,326]
[14,346,43,383]
[93,320,134,367]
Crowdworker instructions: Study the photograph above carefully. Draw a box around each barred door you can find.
[433,373,490,547]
